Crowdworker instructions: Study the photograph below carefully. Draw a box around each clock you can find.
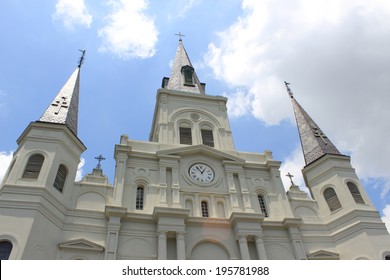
[189,163,215,184]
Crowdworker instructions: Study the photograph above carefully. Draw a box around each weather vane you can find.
[94,154,105,170]
[284,81,294,98]
[175,32,185,41]
[78,49,86,67]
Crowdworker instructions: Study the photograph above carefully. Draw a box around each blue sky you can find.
[0,0,389,232]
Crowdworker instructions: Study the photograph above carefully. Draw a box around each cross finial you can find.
[175,32,185,41]
[78,49,86,68]
[286,172,295,186]
[284,81,294,98]
[94,154,106,170]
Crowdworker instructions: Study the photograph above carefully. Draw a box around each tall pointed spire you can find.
[165,38,205,94]
[39,54,84,135]
[285,82,343,166]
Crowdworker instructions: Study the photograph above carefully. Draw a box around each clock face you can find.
[189,163,214,184]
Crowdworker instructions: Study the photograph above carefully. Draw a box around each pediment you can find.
[157,144,245,163]
[59,238,104,252]
[307,249,339,260]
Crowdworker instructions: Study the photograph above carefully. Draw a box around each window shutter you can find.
[53,164,67,193]
[347,182,365,204]
[201,201,209,217]
[258,195,268,217]
[180,127,192,145]
[136,186,144,210]
[324,188,342,212]
[201,129,214,147]
[22,154,44,179]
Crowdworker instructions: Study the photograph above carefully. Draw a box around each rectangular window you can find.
[201,129,214,147]
[180,127,192,145]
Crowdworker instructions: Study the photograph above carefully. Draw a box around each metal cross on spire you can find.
[78,49,86,68]
[284,81,294,98]
[286,172,295,185]
[94,154,106,170]
[286,172,300,190]
[175,32,185,41]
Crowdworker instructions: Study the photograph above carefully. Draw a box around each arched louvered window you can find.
[22,154,44,179]
[53,164,67,193]
[347,182,365,204]
[324,187,342,212]
[201,124,214,147]
[181,65,194,85]
[201,201,209,217]
[258,194,268,217]
[179,124,192,145]
[136,186,144,210]
[0,241,13,260]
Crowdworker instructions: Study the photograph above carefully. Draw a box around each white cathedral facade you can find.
[1,40,390,260]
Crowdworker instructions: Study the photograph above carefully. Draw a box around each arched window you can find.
[179,123,192,145]
[136,186,144,210]
[201,201,209,217]
[324,187,342,212]
[257,194,268,217]
[0,241,13,260]
[181,65,194,85]
[22,154,44,179]
[347,182,365,204]
[201,124,214,147]
[53,164,67,193]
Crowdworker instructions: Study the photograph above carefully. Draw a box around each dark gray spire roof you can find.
[39,67,80,135]
[286,82,343,166]
[166,39,205,94]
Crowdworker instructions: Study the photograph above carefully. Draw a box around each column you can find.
[172,167,181,207]
[238,235,250,260]
[194,194,200,216]
[105,216,121,260]
[210,195,216,217]
[176,231,186,260]
[287,226,306,260]
[158,231,168,260]
[227,172,240,211]
[158,166,168,206]
[283,220,306,260]
[255,234,267,260]
[113,151,128,206]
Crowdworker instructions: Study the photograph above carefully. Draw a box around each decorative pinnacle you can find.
[78,49,86,68]
[94,154,106,170]
[175,32,185,41]
[284,81,294,98]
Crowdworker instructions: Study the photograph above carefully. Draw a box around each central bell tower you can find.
[149,39,235,150]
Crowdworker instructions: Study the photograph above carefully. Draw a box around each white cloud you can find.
[98,0,158,59]
[0,151,13,183]
[53,0,92,29]
[177,0,201,18]
[382,204,390,234]
[205,0,390,199]
[75,157,85,181]
[224,90,253,118]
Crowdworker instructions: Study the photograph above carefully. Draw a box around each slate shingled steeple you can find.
[285,82,343,166]
[165,39,205,94]
[39,66,81,135]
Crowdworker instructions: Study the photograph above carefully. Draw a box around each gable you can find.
[307,249,340,260]
[59,238,104,252]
